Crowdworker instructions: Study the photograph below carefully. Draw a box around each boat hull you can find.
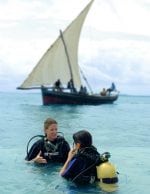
[41,88,119,105]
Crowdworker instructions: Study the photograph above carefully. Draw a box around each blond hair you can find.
[44,118,57,131]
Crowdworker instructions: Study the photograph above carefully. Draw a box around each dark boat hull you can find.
[41,87,119,105]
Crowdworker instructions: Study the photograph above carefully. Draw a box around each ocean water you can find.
[0,91,150,194]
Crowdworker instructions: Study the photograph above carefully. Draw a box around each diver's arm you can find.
[32,151,47,164]
[25,139,47,164]
[59,159,70,175]
[60,148,76,175]
[25,140,41,161]
[26,150,47,164]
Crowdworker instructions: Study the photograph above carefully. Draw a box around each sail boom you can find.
[17,86,43,90]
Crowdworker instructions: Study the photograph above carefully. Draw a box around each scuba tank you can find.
[96,152,119,192]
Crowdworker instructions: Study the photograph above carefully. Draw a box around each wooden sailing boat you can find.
[18,0,119,105]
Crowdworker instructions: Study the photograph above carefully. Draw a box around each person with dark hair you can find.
[100,88,107,96]
[25,118,70,164]
[106,82,116,94]
[60,130,101,184]
[79,85,87,95]
[54,79,62,91]
[67,79,77,93]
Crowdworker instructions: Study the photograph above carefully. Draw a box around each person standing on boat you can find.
[83,86,87,94]
[79,85,87,95]
[60,130,101,184]
[25,118,70,164]
[67,79,77,93]
[79,85,84,94]
[100,88,107,96]
[54,79,62,92]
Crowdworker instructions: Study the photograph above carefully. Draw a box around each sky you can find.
[0,0,150,95]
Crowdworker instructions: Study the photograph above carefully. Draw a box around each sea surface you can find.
[0,91,150,194]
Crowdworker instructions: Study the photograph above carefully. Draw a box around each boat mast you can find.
[59,30,75,87]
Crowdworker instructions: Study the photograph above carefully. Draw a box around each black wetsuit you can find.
[62,146,101,184]
[26,136,70,163]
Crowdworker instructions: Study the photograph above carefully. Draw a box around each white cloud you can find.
[0,0,150,95]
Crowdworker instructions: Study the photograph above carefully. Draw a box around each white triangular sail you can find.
[19,0,94,89]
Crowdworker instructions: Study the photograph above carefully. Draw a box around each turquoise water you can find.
[0,92,150,194]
